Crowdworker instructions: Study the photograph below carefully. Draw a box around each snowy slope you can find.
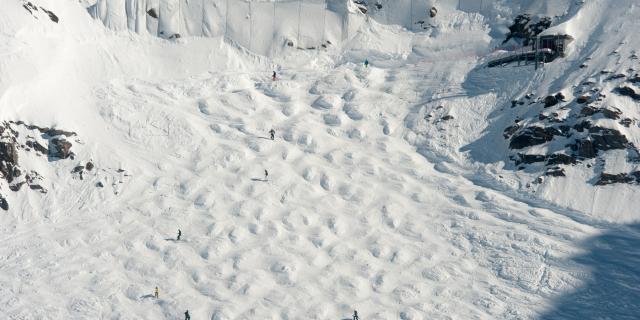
[1,0,639,319]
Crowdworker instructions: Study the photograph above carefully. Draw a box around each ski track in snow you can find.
[1,0,639,319]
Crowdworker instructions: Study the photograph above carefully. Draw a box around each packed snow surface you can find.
[1,0,639,319]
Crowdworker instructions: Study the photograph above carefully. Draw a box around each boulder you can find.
[86,161,94,171]
[576,95,591,104]
[544,95,558,108]
[430,7,438,18]
[0,193,7,210]
[147,8,158,19]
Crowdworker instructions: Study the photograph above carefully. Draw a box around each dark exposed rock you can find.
[545,167,565,177]
[547,153,577,165]
[0,141,20,183]
[509,126,555,149]
[39,7,58,23]
[576,95,591,104]
[555,92,566,101]
[572,139,597,159]
[49,138,72,159]
[544,95,558,108]
[619,118,633,127]
[0,194,7,210]
[601,107,622,120]
[588,127,629,150]
[72,166,84,174]
[0,141,19,164]
[503,124,520,139]
[22,2,38,14]
[430,7,438,18]
[606,73,626,81]
[558,125,571,136]
[516,153,546,165]
[573,121,592,132]
[96,181,104,188]
[441,115,454,121]
[29,184,46,193]
[86,161,94,171]
[614,86,640,100]
[580,106,598,116]
[25,139,48,154]
[147,8,158,19]
[596,173,634,185]
[45,128,76,137]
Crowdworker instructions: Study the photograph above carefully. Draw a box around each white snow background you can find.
[0,0,639,319]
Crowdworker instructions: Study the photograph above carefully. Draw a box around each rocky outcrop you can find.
[503,14,552,46]
[0,121,81,210]
[596,173,636,185]
[509,126,557,149]
[49,138,73,160]
[588,127,629,150]
[614,86,640,100]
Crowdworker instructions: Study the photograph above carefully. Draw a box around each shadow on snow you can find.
[540,224,640,320]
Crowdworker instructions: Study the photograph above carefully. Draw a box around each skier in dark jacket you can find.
[177,229,182,241]
[353,310,359,320]
[269,129,275,140]
[184,310,190,320]
[272,71,277,81]
[264,169,269,181]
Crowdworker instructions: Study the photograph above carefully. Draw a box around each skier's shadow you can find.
[164,238,178,242]
[139,294,155,299]
[257,136,272,140]
[251,178,268,182]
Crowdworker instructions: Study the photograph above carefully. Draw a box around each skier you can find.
[177,229,182,241]
[154,287,159,299]
[353,310,359,320]
[264,169,269,181]
[272,71,277,81]
[269,128,275,140]
[364,59,369,68]
[184,310,191,320]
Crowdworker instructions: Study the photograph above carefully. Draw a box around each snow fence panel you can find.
[226,0,251,50]
[249,1,276,55]
[158,0,181,38]
[298,0,326,49]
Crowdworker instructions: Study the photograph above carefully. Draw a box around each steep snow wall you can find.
[88,0,357,56]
